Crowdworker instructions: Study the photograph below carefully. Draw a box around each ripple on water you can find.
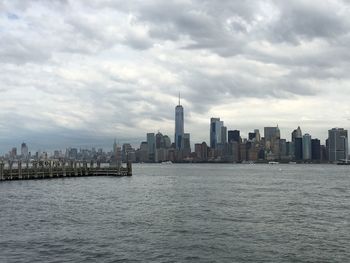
[0,164,349,263]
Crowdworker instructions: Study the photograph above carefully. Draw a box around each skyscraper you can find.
[174,94,184,150]
[264,126,280,154]
[183,133,191,156]
[228,130,240,143]
[328,128,348,162]
[254,129,261,142]
[291,126,302,142]
[221,126,227,144]
[21,142,28,158]
[294,138,303,161]
[147,133,155,162]
[264,126,280,142]
[210,118,224,149]
[311,139,321,161]
[248,132,256,141]
[302,134,312,161]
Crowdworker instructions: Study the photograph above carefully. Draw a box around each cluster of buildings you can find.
[2,99,349,164]
[7,143,29,160]
[4,144,118,163]
[132,100,348,164]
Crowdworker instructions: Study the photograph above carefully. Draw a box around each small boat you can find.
[337,160,350,165]
[268,161,279,165]
[161,161,173,165]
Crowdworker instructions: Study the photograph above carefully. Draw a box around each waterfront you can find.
[0,164,349,262]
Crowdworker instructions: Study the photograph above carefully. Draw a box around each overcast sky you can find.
[1,0,350,153]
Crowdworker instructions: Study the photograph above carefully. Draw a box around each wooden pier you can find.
[0,160,132,181]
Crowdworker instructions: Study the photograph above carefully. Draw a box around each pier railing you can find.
[0,160,132,181]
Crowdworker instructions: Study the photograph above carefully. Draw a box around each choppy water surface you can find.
[0,164,349,262]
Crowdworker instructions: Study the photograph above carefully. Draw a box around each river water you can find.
[0,164,349,262]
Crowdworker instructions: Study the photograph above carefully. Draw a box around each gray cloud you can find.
[270,1,348,44]
[1,0,350,152]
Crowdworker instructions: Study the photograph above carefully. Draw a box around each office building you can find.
[163,135,171,148]
[210,118,224,149]
[264,126,280,153]
[183,133,191,156]
[294,137,303,161]
[122,143,133,162]
[147,133,155,162]
[21,143,28,158]
[174,95,184,150]
[264,126,280,142]
[221,126,227,144]
[302,134,312,161]
[136,141,148,162]
[228,130,240,143]
[328,128,348,162]
[311,139,321,161]
[195,142,208,161]
[254,129,261,142]
[248,132,256,141]
[292,126,302,142]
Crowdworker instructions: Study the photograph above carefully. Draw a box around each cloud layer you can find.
[1,0,350,152]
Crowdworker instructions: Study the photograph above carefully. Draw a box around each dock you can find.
[0,160,132,181]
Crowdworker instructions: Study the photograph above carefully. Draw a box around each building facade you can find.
[174,99,184,150]
[302,134,312,161]
[210,118,224,149]
[328,128,348,162]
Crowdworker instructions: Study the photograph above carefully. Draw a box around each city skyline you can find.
[1,1,350,152]
[2,113,348,162]
[1,107,349,155]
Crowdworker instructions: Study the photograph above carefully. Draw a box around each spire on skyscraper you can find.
[175,93,184,150]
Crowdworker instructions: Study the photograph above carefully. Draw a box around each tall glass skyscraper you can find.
[175,95,184,150]
[210,118,224,149]
[302,133,312,160]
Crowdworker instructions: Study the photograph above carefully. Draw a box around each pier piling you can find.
[0,160,132,181]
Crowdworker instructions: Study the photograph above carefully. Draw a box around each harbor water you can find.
[0,164,349,262]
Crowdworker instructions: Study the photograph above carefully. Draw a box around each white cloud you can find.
[1,0,350,152]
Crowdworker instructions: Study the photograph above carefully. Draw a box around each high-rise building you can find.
[264,126,280,154]
[228,130,240,143]
[292,126,302,142]
[156,132,164,149]
[112,139,122,164]
[286,142,293,158]
[311,139,321,161]
[163,135,171,148]
[248,132,256,141]
[328,128,348,162]
[10,147,17,159]
[67,148,78,160]
[294,137,303,161]
[264,126,280,142]
[183,133,191,156]
[174,95,184,150]
[279,139,288,159]
[254,129,261,142]
[147,133,155,162]
[302,134,312,161]
[122,143,133,162]
[229,141,240,162]
[221,126,227,144]
[136,142,148,163]
[248,130,259,142]
[210,118,224,149]
[113,139,117,154]
[21,143,28,158]
[194,142,208,161]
